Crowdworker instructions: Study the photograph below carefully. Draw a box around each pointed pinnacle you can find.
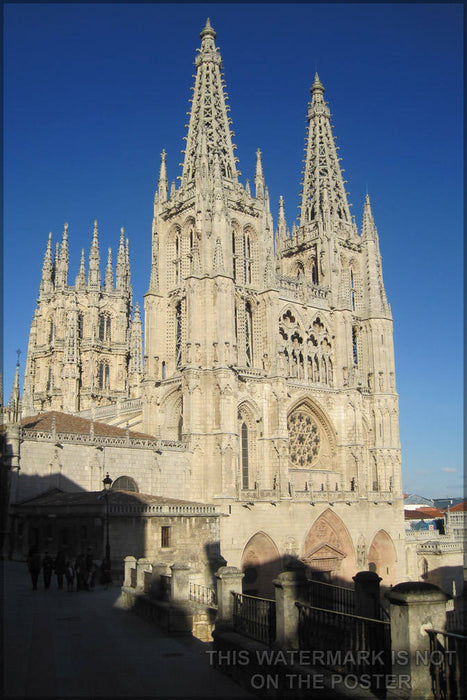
[201,17,216,39]
[311,72,325,94]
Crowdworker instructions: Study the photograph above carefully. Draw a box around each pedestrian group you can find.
[27,546,112,591]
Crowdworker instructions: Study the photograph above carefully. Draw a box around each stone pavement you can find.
[3,560,252,698]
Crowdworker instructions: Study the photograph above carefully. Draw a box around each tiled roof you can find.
[16,489,211,508]
[415,507,445,517]
[21,411,155,440]
[449,501,467,512]
[404,509,443,520]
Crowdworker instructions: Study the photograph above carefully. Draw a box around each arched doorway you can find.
[368,530,397,587]
[302,509,356,583]
[240,532,281,598]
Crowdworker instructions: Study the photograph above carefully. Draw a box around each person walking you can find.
[27,546,42,590]
[42,551,54,589]
[65,560,75,591]
[54,549,66,590]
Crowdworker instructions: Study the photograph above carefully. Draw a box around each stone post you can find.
[136,558,153,591]
[215,566,244,629]
[148,561,168,598]
[353,570,382,619]
[386,582,449,699]
[273,563,307,649]
[123,555,137,587]
[170,563,191,602]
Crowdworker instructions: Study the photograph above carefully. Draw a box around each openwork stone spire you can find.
[180,19,238,189]
[40,232,53,295]
[88,220,100,288]
[300,74,352,228]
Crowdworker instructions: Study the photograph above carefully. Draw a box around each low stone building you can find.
[10,489,223,582]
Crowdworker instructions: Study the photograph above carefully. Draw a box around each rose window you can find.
[288,410,321,467]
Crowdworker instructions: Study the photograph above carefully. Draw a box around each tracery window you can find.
[98,361,110,390]
[288,407,321,467]
[278,312,333,386]
[350,268,356,311]
[77,313,84,340]
[112,476,139,493]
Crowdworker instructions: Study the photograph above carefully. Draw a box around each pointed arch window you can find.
[47,367,53,391]
[244,232,252,285]
[352,326,358,366]
[232,231,237,281]
[241,422,249,489]
[245,301,253,367]
[48,320,54,344]
[98,361,110,390]
[99,314,111,342]
[174,232,182,284]
[77,313,84,340]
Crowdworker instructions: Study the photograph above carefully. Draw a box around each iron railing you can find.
[189,582,218,609]
[305,578,355,614]
[232,592,276,646]
[426,628,467,699]
[296,602,391,696]
[159,574,171,601]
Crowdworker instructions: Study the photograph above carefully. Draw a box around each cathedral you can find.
[7,20,406,591]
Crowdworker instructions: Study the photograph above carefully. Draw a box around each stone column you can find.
[148,561,168,598]
[353,570,382,619]
[136,558,152,591]
[123,555,137,587]
[170,563,191,602]
[215,566,244,629]
[273,564,307,649]
[386,582,448,699]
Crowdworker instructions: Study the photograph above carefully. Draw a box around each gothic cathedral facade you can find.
[21,20,406,589]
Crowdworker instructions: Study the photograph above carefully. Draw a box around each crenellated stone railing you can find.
[77,397,142,420]
[110,502,217,516]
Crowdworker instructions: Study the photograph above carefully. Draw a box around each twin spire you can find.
[299,72,352,229]
[180,19,238,188]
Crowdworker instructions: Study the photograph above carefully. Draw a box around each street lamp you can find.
[102,472,113,562]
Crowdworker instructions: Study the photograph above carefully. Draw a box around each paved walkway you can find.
[3,560,252,698]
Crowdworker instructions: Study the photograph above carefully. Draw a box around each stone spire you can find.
[181,19,238,189]
[75,248,86,289]
[129,303,144,381]
[104,247,113,291]
[8,351,21,423]
[55,223,69,288]
[40,232,54,295]
[115,227,126,291]
[360,194,389,316]
[299,74,352,230]
[255,148,265,200]
[52,241,60,284]
[87,220,101,288]
[125,238,131,292]
[158,150,168,202]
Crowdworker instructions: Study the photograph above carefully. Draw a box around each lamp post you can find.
[102,472,113,562]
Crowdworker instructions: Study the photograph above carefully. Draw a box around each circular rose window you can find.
[288,409,321,467]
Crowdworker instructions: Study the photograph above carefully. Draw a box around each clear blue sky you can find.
[4,3,463,498]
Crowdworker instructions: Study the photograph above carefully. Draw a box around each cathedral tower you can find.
[22,223,143,415]
[142,21,404,586]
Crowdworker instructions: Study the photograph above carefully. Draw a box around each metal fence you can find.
[296,602,391,696]
[305,578,355,614]
[426,628,467,700]
[232,592,276,646]
[189,582,218,609]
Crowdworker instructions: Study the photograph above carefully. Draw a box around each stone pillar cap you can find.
[215,565,244,578]
[353,570,382,584]
[386,581,449,605]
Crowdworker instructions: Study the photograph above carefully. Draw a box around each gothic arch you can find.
[287,395,337,456]
[112,475,139,493]
[368,529,397,587]
[240,531,281,597]
[160,386,183,440]
[237,400,259,490]
[301,509,356,582]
